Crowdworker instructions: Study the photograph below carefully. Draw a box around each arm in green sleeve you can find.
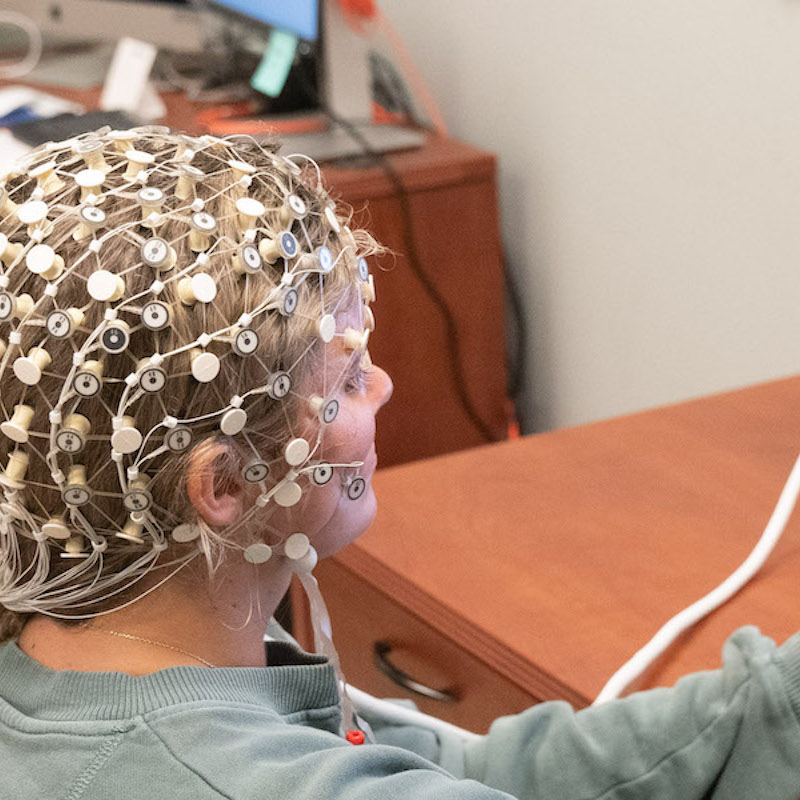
[460,626,800,800]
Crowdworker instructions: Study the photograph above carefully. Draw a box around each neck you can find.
[18,557,293,674]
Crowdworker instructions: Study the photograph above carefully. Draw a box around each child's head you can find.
[0,127,387,634]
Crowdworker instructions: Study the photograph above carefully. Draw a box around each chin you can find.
[311,491,377,560]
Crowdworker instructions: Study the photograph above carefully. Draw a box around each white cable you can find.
[348,684,481,743]
[594,451,800,705]
[0,12,43,80]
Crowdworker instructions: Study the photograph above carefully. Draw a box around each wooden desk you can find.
[293,375,800,731]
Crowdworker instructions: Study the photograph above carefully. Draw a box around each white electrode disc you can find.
[137,186,164,204]
[228,159,256,175]
[141,301,171,331]
[63,485,91,507]
[191,352,220,383]
[74,370,101,397]
[192,211,217,232]
[111,426,143,455]
[242,461,269,483]
[316,246,333,274]
[75,168,104,189]
[127,149,154,167]
[191,273,217,303]
[347,477,367,501]
[244,543,273,564]
[87,270,119,301]
[26,244,56,275]
[172,523,201,543]
[13,356,43,386]
[321,399,339,425]
[273,481,302,507]
[233,328,259,356]
[122,487,152,513]
[0,293,13,320]
[100,323,130,353]
[41,520,71,540]
[325,206,341,233]
[267,371,292,399]
[318,314,336,343]
[279,288,298,316]
[141,238,171,267]
[310,463,334,486]
[56,428,85,454]
[236,197,266,219]
[79,206,106,225]
[165,427,192,452]
[284,533,310,560]
[289,547,318,574]
[278,231,298,259]
[0,420,28,444]
[238,245,262,273]
[287,194,307,217]
[220,408,247,436]
[30,160,56,178]
[284,437,310,466]
[17,200,48,225]
[140,366,166,393]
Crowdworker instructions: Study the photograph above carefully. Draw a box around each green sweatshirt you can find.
[1,625,800,799]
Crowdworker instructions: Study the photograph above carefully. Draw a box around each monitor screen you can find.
[210,1,319,42]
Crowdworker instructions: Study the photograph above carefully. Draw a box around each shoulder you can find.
[140,702,504,799]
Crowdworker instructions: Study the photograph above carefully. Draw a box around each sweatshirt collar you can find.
[0,640,339,722]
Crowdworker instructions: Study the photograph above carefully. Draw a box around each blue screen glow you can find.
[212,0,318,41]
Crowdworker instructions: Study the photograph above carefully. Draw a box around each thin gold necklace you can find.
[96,629,217,668]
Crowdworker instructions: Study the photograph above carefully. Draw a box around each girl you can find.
[0,128,797,800]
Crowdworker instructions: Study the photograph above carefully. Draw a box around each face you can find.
[277,307,393,559]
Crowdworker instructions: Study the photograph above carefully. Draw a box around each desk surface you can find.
[333,375,800,705]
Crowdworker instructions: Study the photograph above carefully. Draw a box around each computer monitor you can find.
[208,0,319,42]
[211,0,367,123]
[3,0,204,53]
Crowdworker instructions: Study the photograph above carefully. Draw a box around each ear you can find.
[186,440,243,527]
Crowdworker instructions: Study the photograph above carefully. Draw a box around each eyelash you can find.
[344,365,369,393]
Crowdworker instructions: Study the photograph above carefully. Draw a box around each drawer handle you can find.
[373,641,458,703]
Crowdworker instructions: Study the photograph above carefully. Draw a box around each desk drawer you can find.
[302,558,540,733]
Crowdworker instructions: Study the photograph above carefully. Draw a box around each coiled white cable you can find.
[594,451,800,705]
[0,11,43,80]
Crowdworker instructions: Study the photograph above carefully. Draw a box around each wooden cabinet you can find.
[294,376,800,732]
[322,137,509,467]
[295,559,539,732]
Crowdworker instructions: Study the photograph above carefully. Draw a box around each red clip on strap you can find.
[346,729,366,745]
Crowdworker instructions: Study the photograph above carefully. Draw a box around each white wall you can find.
[380,0,800,432]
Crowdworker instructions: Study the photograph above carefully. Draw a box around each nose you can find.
[372,365,393,410]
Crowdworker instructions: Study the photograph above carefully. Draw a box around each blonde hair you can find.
[0,128,380,640]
